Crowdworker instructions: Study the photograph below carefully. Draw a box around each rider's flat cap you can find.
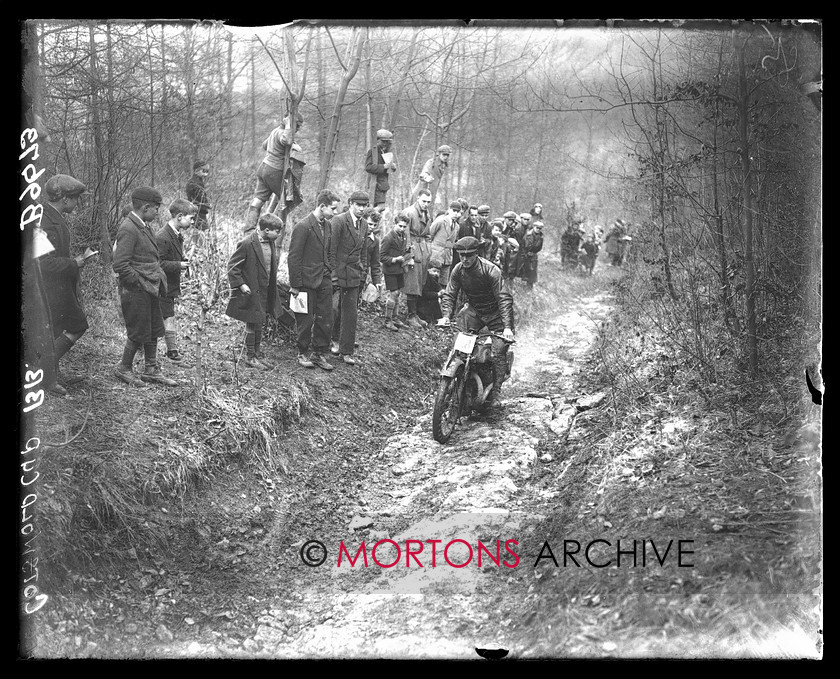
[454,236,480,254]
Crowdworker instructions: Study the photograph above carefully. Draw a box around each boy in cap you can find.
[112,186,178,387]
[40,174,91,393]
[412,144,452,205]
[417,258,444,326]
[156,198,196,363]
[328,191,370,364]
[364,129,396,207]
[379,212,412,332]
[245,112,306,232]
[225,213,284,369]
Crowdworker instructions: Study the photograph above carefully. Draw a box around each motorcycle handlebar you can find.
[438,322,516,344]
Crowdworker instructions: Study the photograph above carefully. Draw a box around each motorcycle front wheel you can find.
[432,373,462,443]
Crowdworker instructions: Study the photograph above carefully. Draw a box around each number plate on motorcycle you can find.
[454,332,477,353]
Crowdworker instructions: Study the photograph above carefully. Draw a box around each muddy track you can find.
[156,290,614,659]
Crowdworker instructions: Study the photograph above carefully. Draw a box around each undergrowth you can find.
[514,255,822,658]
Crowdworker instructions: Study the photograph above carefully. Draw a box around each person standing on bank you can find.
[379,212,412,332]
[358,206,384,307]
[225,213,284,370]
[244,112,305,232]
[185,160,211,232]
[412,145,452,206]
[403,189,433,329]
[521,219,544,289]
[364,129,397,208]
[428,200,462,287]
[288,189,340,371]
[328,191,370,365]
[112,186,178,388]
[39,174,91,392]
[156,198,196,363]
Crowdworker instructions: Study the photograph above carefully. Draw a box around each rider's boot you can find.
[487,354,509,405]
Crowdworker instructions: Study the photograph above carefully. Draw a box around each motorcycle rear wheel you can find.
[432,373,462,443]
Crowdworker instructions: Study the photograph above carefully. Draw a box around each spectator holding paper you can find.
[39,174,94,394]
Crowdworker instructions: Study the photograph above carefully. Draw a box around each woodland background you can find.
[22,20,821,382]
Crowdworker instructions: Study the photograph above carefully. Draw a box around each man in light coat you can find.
[402,189,433,328]
[428,201,463,287]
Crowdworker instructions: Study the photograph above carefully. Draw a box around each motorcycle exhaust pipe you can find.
[473,373,493,406]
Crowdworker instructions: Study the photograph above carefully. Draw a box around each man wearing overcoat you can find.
[402,189,433,328]
[328,191,370,364]
[112,186,177,387]
[39,174,91,392]
[288,189,341,370]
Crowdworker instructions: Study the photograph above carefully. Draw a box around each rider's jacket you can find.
[441,257,514,329]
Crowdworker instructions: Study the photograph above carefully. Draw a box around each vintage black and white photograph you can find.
[18,18,822,659]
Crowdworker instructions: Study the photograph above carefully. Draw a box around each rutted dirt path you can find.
[189,290,613,659]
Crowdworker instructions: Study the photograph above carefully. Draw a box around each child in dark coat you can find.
[417,258,443,325]
[156,198,196,363]
[225,213,284,369]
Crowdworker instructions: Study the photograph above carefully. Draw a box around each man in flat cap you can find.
[440,236,515,408]
[413,144,452,206]
[456,203,492,263]
[328,191,370,364]
[364,129,397,207]
[112,186,178,387]
[39,174,91,393]
[245,112,305,232]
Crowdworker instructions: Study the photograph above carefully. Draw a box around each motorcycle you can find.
[432,322,515,443]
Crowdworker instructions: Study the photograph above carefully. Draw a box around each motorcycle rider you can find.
[439,236,515,405]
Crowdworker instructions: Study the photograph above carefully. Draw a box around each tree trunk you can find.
[184,28,196,164]
[364,37,374,193]
[147,30,156,186]
[250,40,256,154]
[88,25,109,257]
[737,36,759,376]
[318,27,366,192]
[317,29,326,163]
